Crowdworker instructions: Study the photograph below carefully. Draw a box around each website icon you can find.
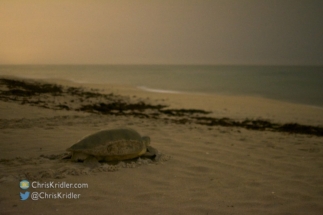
[20,180,30,190]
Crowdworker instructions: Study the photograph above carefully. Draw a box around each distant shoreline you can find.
[0,77,322,136]
[1,64,323,108]
[2,72,323,110]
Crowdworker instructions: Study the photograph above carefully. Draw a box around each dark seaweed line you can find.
[1,78,322,137]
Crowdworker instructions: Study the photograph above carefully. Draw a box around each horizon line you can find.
[1,63,323,67]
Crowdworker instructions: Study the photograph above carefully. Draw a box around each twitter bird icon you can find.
[20,191,30,201]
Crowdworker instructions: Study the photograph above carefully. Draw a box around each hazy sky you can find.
[1,0,322,65]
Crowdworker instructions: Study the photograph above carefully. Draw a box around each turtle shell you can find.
[67,128,149,161]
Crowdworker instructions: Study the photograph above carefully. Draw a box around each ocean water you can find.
[0,65,323,107]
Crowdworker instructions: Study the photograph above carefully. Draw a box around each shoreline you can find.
[0,76,322,135]
[48,76,323,126]
[1,71,323,110]
[137,85,323,111]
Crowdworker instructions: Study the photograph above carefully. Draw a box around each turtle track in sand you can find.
[0,153,171,182]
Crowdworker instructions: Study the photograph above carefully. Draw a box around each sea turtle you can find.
[66,128,158,162]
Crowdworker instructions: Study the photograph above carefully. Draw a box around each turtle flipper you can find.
[142,146,158,159]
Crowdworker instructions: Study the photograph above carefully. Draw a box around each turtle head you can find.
[142,136,150,146]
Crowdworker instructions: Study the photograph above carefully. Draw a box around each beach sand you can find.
[1,77,323,214]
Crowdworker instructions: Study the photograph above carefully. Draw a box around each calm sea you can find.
[0,65,323,107]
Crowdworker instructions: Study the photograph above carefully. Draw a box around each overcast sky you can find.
[1,0,322,65]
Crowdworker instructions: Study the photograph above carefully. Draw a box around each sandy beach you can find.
[1,77,323,215]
